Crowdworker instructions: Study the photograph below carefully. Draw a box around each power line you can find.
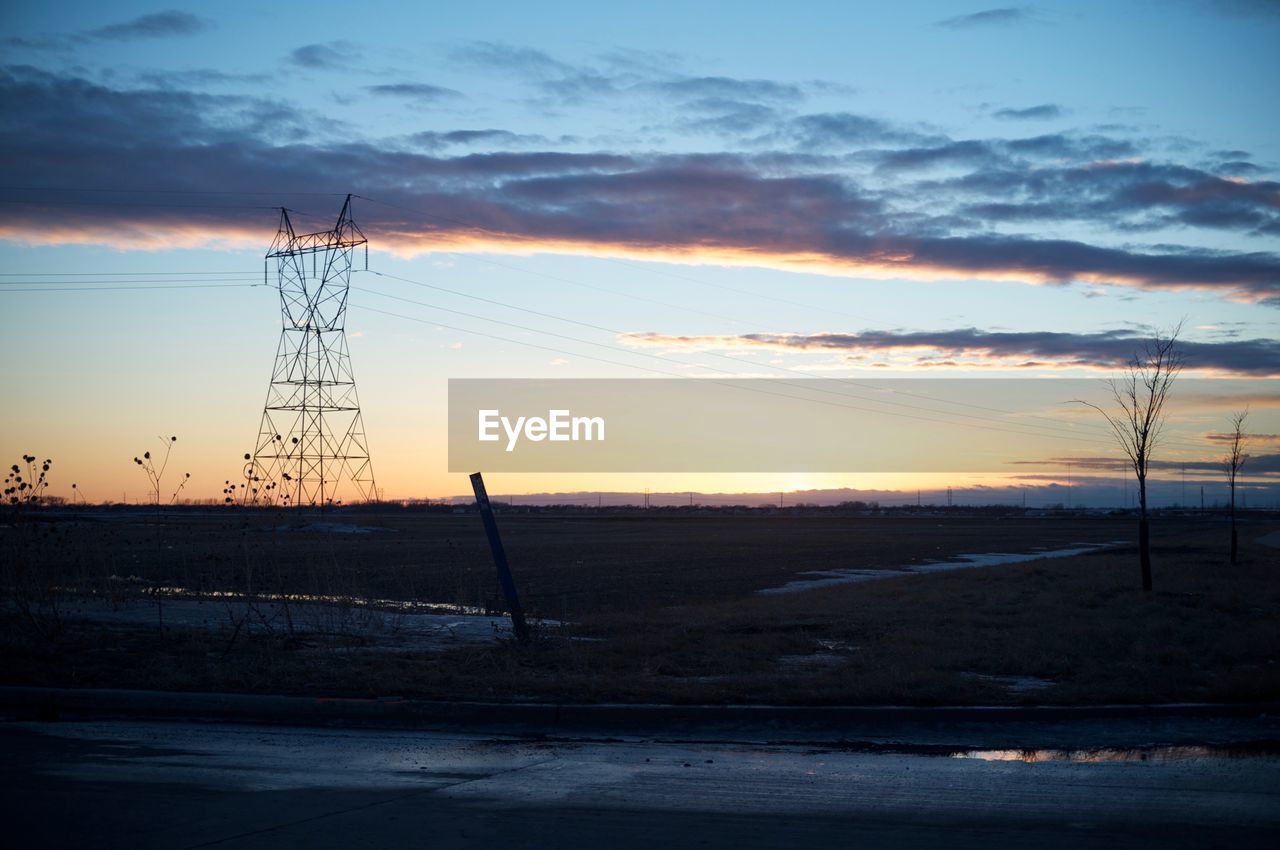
[2,188,1218,453]
[355,301,1095,439]
[358,270,1125,447]
[433,251,757,327]
[357,193,889,325]
[350,285,1127,446]
[0,271,1196,448]
[0,278,261,286]
[0,282,263,292]
[363,270,627,336]
[0,186,348,196]
[359,303,688,377]
[353,274,1213,454]
[348,195,1188,445]
[0,271,260,276]
[0,198,280,211]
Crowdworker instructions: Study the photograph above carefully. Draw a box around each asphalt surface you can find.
[5,712,1279,849]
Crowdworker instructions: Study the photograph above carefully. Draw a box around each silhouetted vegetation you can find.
[4,454,51,507]
[1224,410,1249,564]
[1077,324,1183,591]
[132,435,189,505]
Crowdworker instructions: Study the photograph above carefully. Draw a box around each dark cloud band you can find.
[1,66,1278,305]
[624,329,1280,377]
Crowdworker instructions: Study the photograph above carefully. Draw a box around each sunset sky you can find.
[1,1,1277,505]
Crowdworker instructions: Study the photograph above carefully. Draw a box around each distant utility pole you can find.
[947,486,953,507]
[1067,462,1072,509]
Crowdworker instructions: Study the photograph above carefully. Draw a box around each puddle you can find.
[37,592,558,651]
[815,741,1280,761]
[758,542,1125,595]
[951,744,1280,762]
[102,578,494,616]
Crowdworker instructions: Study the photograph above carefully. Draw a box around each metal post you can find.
[470,472,530,644]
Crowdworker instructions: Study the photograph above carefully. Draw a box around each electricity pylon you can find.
[246,195,376,506]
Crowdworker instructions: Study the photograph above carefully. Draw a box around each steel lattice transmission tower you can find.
[246,194,376,506]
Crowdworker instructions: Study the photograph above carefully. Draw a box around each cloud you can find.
[450,41,814,111]
[366,82,462,102]
[1212,160,1264,176]
[650,76,803,102]
[1012,453,1280,474]
[2,66,1279,306]
[451,41,573,76]
[873,133,1137,174]
[782,112,925,150]
[408,129,570,151]
[134,69,270,89]
[1204,431,1280,445]
[1207,0,1280,18]
[876,139,996,172]
[992,104,1064,120]
[450,41,620,103]
[288,41,361,70]
[945,159,1280,236]
[621,328,1280,377]
[680,99,784,135]
[936,7,1033,28]
[1005,133,1135,159]
[87,11,211,41]
[1,10,211,51]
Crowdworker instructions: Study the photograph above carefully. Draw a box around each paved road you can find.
[4,718,1279,848]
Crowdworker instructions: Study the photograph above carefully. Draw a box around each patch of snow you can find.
[41,595,554,652]
[757,542,1124,595]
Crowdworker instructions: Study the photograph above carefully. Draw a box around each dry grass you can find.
[0,509,1135,616]
[384,523,1278,705]
[2,512,1277,705]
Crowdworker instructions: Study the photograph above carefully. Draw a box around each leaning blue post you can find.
[470,471,530,645]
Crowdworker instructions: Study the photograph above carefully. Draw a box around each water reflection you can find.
[953,745,1276,762]
[101,576,491,615]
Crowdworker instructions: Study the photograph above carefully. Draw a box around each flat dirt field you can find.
[1,509,1143,614]
[3,509,1278,705]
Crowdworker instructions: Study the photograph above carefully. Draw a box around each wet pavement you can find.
[4,716,1278,848]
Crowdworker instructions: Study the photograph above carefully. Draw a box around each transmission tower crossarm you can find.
[266,195,367,258]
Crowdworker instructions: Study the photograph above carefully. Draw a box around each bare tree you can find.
[1076,324,1183,592]
[1223,410,1248,565]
